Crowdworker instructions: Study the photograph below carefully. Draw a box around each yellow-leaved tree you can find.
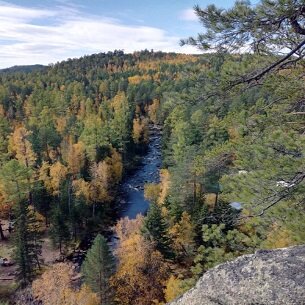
[9,126,36,168]
[168,211,196,260]
[164,275,186,303]
[144,183,160,204]
[107,148,123,184]
[111,217,169,305]
[132,117,149,145]
[158,169,170,205]
[67,141,85,176]
[39,161,68,197]
[8,126,37,206]
[73,160,111,216]
[73,149,122,216]
[148,99,160,124]
[32,263,99,305]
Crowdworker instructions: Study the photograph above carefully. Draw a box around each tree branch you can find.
[290,17,305,35]
[230,38,305,87]
[240,172,305,220]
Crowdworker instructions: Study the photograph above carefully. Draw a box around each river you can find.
[118,125,162,219]
[71,125,162,261]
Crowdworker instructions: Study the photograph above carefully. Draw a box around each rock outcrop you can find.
[169,245,305,305]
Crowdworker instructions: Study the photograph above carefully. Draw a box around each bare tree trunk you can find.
[68,178,72,216]
[0,221,6,240]
[193,176,197,206]
[35,253,41,270]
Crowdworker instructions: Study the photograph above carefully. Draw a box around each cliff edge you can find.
[168,245,305,305]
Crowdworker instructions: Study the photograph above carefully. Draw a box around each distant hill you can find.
[0,64,46,74]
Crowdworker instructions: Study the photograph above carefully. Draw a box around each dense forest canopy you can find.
[1,1,305,304]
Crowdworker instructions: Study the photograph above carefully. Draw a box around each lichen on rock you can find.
[168,245,305,305]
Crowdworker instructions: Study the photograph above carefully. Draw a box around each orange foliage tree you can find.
[32,263,99,305]
[132,117,149,145]
[112,217,169,305]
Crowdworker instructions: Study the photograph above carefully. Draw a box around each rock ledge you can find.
[168,245,305,305]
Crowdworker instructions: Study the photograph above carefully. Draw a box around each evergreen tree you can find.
[81,234,115,305]
[0,160,42,286]
[181,1,305,85]
[14,201,42,287]
[49,206,70,254]
[142,202,172,258]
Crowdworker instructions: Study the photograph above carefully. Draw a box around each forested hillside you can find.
[1,1,305,304]
[0,50,203,303]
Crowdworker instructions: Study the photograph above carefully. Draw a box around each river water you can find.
[71,125,162,260]
[118,125,162,219]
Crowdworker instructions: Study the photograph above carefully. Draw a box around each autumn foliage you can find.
[32,263,99,305]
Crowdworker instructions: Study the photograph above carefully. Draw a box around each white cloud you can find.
[180,8,198,22]
[0,2,199,68]
[0,1,57,21]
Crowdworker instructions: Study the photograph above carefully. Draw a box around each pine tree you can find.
[181,1,305,86]
[14,200,42,287]
[49,206,70,254]
[81,234,115,304]
[142,202,172,258]
[0,160,42,286]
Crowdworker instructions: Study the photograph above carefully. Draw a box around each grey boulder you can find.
[168,245,305,305]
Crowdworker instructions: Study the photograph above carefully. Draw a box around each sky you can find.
[0,0,236,69]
